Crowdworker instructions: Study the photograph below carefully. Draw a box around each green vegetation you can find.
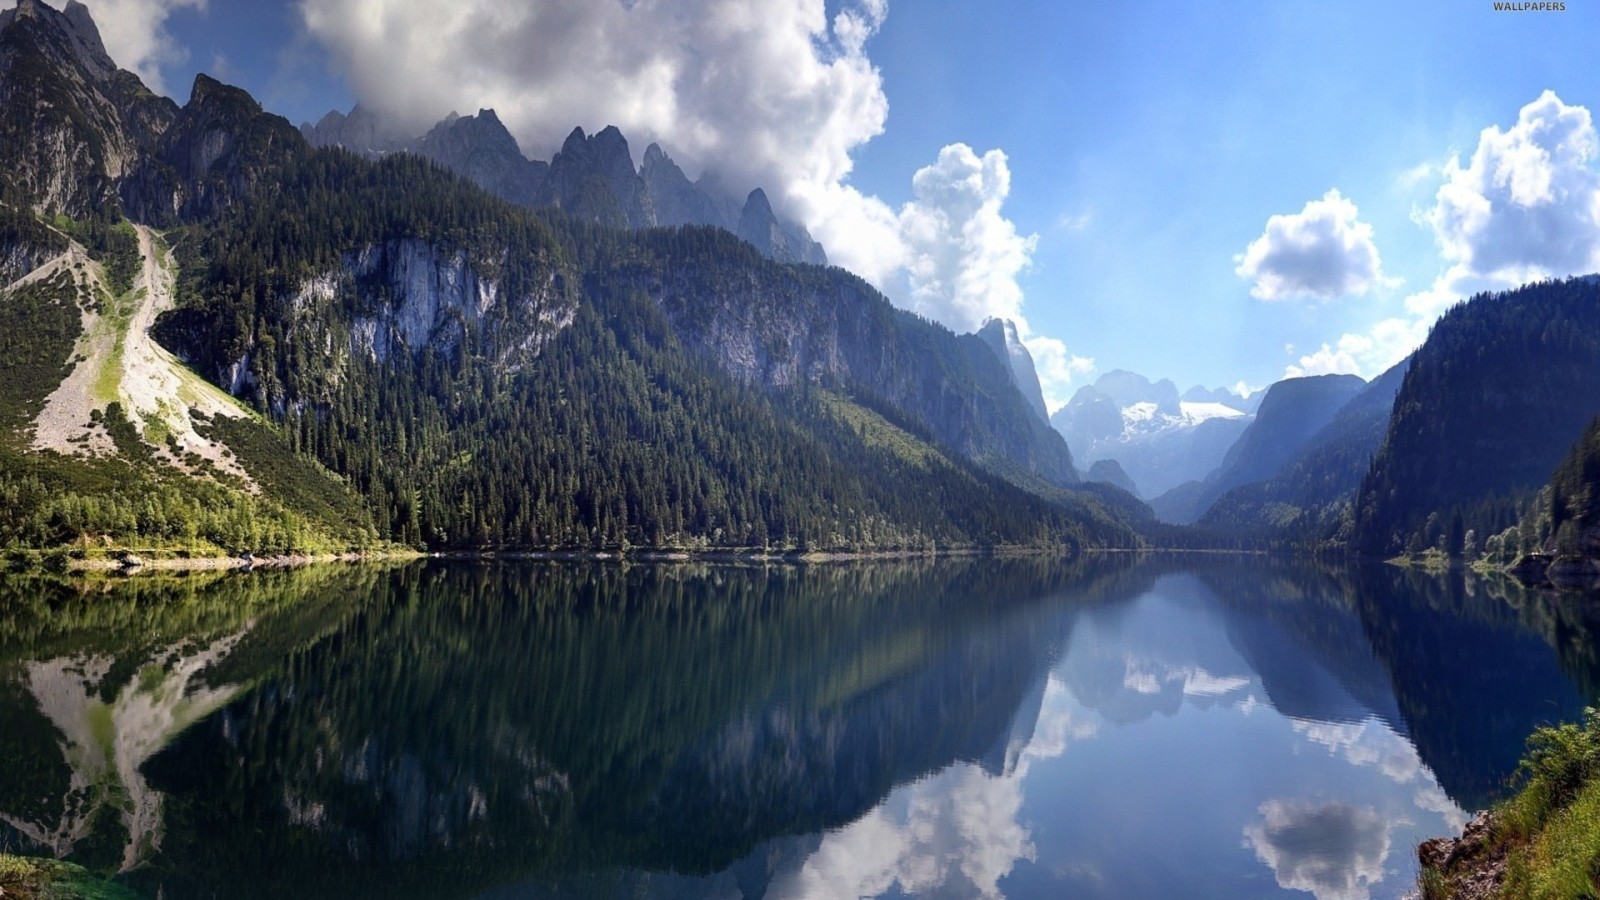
[1421,709,1600,899]
[144,149,1139,553]
[0,854,140,899]
[0,216,381,555]
[1355,278,1600,559]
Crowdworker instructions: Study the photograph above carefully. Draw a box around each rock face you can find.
[628,236,1080,487]
[974,318,1049,423]
[1416,810,1507,900]
[299,103,409,156]
[411,109,548,208]
[1051,370,1255,498]
[127,74,306,223]
[0,0,178,216]
[302,109,828,266]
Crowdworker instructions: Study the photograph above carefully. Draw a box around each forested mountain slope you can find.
[1352,278,1600,556]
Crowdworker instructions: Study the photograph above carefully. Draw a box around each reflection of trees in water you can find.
[0,566,389,873]
[1344,565,1590,811]
[0,557,1113,899]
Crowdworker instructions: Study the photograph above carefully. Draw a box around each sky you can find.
[64,0,1600,411]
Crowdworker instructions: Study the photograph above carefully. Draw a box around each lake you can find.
[0,556,1596,899]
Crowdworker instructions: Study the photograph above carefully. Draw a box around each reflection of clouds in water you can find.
[1293,719,1423,784]
[1244,799,1391,900]
[1414,784,1470,834]
[771,677,1090,900]
[1121,657,1252,699]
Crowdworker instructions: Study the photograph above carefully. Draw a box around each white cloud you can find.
[769,679,1091,900]
[1244,799,1392,900]
[1023,336,1094,414]
[1296,91,1600,384]
[1236,189,1392,302]
[74,0,206,96]
[899,144,1038,332]
[298,0,888,223]
[1414,90,1600,306]
[1284,317,1427,379]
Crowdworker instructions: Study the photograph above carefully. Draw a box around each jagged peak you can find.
[188,73,262,112]
[643,142,668,166]
[743,187,774,216]
[5,0,117,77]
[561,126,588,152]
[476,107,500,124]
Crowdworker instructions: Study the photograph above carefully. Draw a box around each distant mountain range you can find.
[301,107,828,267]
[1050,370,1259,498]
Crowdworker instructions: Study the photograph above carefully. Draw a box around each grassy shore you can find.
[1420,708,1600,899]
[0,854,139,899]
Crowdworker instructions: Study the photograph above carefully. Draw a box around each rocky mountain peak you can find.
[3,0,115,78]
[188,72,259,111]
[975,317,1049,423]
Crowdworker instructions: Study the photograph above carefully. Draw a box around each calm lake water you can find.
[1,556,1597,899]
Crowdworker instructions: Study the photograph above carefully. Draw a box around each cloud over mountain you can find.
[74,0,205,95]
[1236,189,1389,302]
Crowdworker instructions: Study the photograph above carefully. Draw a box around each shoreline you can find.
[0,542,1283,576]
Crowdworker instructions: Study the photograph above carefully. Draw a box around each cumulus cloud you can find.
[899,144,1038,330]
[1025,335,1096,413]
[1244,799,1392,900]
[298,0,887,218]
[1411,90,1600,311]
[1295,91,1600,382]
[74,0,206,95]
[1236,189,1391,302]
[1284,317,1428,379]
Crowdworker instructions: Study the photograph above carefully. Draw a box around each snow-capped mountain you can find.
[1051,371,1257,498]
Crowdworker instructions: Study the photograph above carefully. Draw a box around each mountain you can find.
[410,109,546,208]
[0,0,176,217]
[302,108,828,267]
[0,0,1138,555]
[1151,373,1367,524]
[975,317,1048,422]
[1050,369,1254,498]
[1198,358,1410,542]
[1085,458,1138,495]
[1352,278,1600,557]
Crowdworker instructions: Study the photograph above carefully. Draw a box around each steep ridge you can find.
[1151,374,1367,524]
[0,0,176,217]
[975,317,1049,423]
[1352,278,1600,556]
[303,110,828,266]
[1198,358,1410,543]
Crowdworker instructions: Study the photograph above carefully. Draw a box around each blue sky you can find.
[75,0,1600,406]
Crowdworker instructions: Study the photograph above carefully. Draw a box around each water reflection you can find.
[0,556,1594,899]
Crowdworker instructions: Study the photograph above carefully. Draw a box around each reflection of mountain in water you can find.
[0,567,385,874]
[1054,556,1600,814]
[1350,567,1592,810]
[5,556,1600,896]
[122,558,1106,899]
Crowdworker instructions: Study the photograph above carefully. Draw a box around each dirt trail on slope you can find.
[29,226,257,486]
